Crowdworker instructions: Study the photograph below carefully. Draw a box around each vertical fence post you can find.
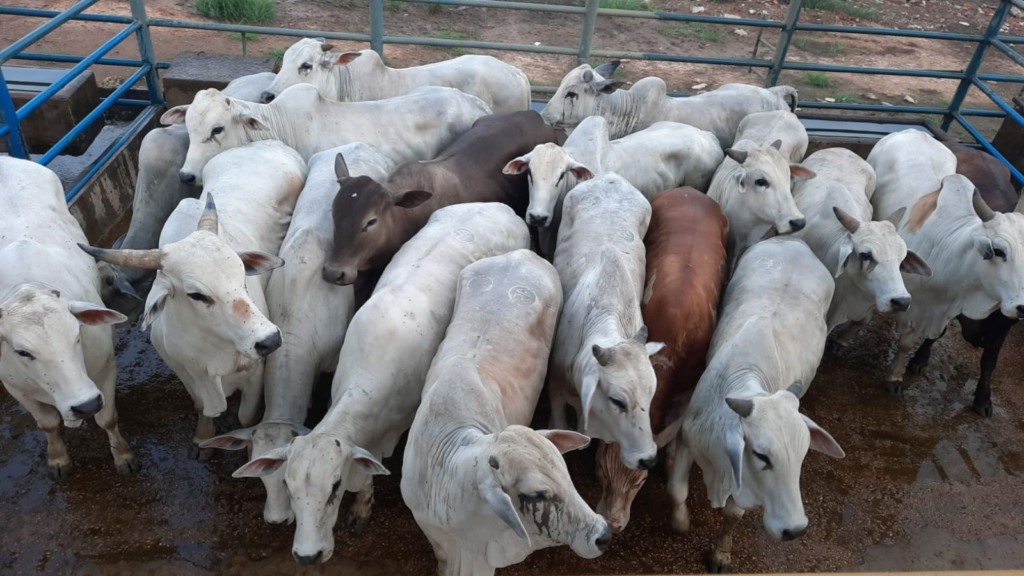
[765,0,802,88]
[578,0,599,65]
[129,0,164,105]
[370,0,385,57]
[942,0,1012,131]
[0,68,31,159]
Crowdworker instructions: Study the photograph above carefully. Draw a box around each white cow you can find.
[792,148,931,333]
[402,249,611,576]
[199,143,395,525]
[161,83,491,186]
[261,38,530,112]
[503,115,723,256]
[734,110,808,162]
[868,129,1024,394]
[230,203,530,565]
[539,62,798,146]
[674,237,845,572]
[81,141,306,456]
[99,72,277,305]
[0,157,133,479]
[548,173,664,470]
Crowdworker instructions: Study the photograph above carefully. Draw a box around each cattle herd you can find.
[2,36,1024,576]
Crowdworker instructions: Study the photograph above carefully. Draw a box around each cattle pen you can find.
[3,0,1024,575]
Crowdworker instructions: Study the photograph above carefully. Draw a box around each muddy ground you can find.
[2,304,1024,575]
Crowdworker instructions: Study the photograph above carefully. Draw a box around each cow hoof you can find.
[47,461,73,481]
[883,381,904,396]
[346,513,370,533]
[671,506,691,533]
[706,550,732,573]
[973,401,993,418]
[906,362,927,377]
[116,456,141,475]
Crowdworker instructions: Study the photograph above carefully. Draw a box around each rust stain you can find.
[232,298,251,319]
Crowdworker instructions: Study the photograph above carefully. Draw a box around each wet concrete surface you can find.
[2,314,1024,575]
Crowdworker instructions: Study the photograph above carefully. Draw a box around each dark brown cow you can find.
[322,110,558,285]
[595,187,729,532]
[908,141,1022,416]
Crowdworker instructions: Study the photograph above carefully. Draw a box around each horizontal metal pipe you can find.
[148,18,372,42]
[952,111,1024,186]
[796,101,1007,118]
[398,0,588,14]
[41,64,150,167]
[381,35,581,55]
[13,52,148,68]
[99,97,153,107]
[977,72,1024,83]
[65,103,161,204]
[0,5,133,24]
[779,61,964,79]
[794,22,984,42]
[0,0,103,63]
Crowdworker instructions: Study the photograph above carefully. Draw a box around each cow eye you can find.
[609,397,627,413]
[752,450,773,470]
[565,91,578,99]
[300,62,313,72]
[364,217,378,230]
[754,177,769,187]
[331,479,342,494]
[859,251,872,262]
[211,126,224,136]
[187,292,212,304]
[519,491,547,505]
[993,247,1007,260]
[15,349,35,360]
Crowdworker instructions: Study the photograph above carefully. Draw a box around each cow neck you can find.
[916,209,986,285]
[261,336,318,424]
[596,87,645,140]
[232,98,297,150]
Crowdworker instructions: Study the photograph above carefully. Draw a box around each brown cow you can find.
[595,187,729,532]
[908,140,1023,416]
[322,110,558,285]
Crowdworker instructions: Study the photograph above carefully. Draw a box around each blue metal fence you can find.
[2,0,1024,201]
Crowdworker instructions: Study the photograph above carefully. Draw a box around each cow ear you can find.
[974,236,995,260]
[900,250,931,277]
[350,445,391,476]
[596,79,625,94]
[645,341,666,357]
[393,190,432,209]
[725,397,754,418]
[502,156,530,175]
[592,344,614,367]
[478,465,530,545]
[536,429,591,454]
[141,275,171,331]
[725,430,744,494]
[790,164,816,182]
[835,242,853,278]
[593,59,621,78]
[335,52,361,66]
[579,373,599,432]
[67,301,128,326]
[232,446,290,478]
[567,160,594,181]
[239,114,269,132]
[160,105,188,125]
[238,251,285,276]
[199,427,255,450]
[801,414,845,458]
[334,153,350,179]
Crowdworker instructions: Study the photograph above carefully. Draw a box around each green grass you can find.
[598,0,655,11]
[660,22,728,43]
[196,0,275,23]
[792,36,849,56]
[384,0,402,12]
[806,71,831,88]
[229,32,260,41]
[801,0,879,21]
[266,46,286,60]
[833,93,858,104]
[426,2,443,13]
[429,29,473,55]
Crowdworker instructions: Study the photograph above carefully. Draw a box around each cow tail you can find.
[770,85,799,113]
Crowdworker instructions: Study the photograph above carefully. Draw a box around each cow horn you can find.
[582,69,594,83]
[335,153,350,179]
[632,325,648,344]
[770,139,783,151]
[197,194,219,234]
[77,243,163,271]
[884,206,906,228]
[972,189,996,223]
[832,206,860,233]
[725,148,748,164]
[321,42,334,52]
[726,397,754,418]
[787,381,804,398]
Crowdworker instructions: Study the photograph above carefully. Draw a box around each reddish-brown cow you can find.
[322,110,558,285]
[595,187,729,532]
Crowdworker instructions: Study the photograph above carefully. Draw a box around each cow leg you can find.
[23,398,73,480]
[707,497,745,573]
[969,316,1016,417]
[667,433,694,533]
[238,378,263,428]
[93,362,138,475]
[418,523,451,576]
[595,442,647,533]
[547,382,569,430]
[884,335,922,396]
[905,338,937,377]
[190,413,217,462]
[347,480,375,532]
[828,320,863,353]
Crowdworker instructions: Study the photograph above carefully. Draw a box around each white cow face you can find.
[725,144,813,236]
[975,211,1024,319]
[833,206,931,313]
[722,386,844,541]
[539,63,624,130]
[261,38,360,103]
[581,328,664,470]
[230,433,389,565]
[0,285,125,421]
[503,143,594,227]
[160,89,268,186]
[480,426,611,558]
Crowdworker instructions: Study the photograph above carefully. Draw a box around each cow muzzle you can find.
[178,170,198,186]
[293,550,325,565]
[889,296,911,312]
[260,91,276,103]
[782,525,807,541]
[71,394,104,418]
[255,330,283,357]
[322,264,357,286]
[526,212,551,227]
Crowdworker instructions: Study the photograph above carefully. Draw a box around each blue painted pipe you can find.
[953,111,1024,187]
[0,0,104,64]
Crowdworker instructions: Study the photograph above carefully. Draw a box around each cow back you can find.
[953,146,1018,214]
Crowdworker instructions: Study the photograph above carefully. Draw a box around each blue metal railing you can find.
[2,0,1024,200]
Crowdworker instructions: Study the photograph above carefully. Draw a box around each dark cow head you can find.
[322,154,432,286]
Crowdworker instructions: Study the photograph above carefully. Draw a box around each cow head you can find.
[833,206,930,313]
[539,63,625,129]
[161,89,269,186]
[963,177,1024,320]
[721,384,844,541]
[503,143,594,228]
[323,154,431,286]
[581,326,664,470]
[724,141,814,238]
[261,38,362,104]
[201,420,310,525]
[479,425,611,558]
[231,432,390,566]
[0,284,126,422]
[79,195,284,417]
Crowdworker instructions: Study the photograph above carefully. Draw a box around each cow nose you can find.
[594,524,612,552]
[890,296,911,312]
[637,454,658,470]
[526,213,550,227]
[322,265,355,286]
[260,91,276,103]
[178,171,197,185]
[255,331,283,357]
[1017,304,1024,318]
[782,526,807,541]
[293,550,323,565]
[788,218,806,232]
[71,395,104,418]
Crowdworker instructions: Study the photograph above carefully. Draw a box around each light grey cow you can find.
[674,237,845,573]
[0,157,133,479]
[199,143,396,525]
[734,110,808,162]
[261,38,530,112]
[402,249,611,576]
[230,203,530,565]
